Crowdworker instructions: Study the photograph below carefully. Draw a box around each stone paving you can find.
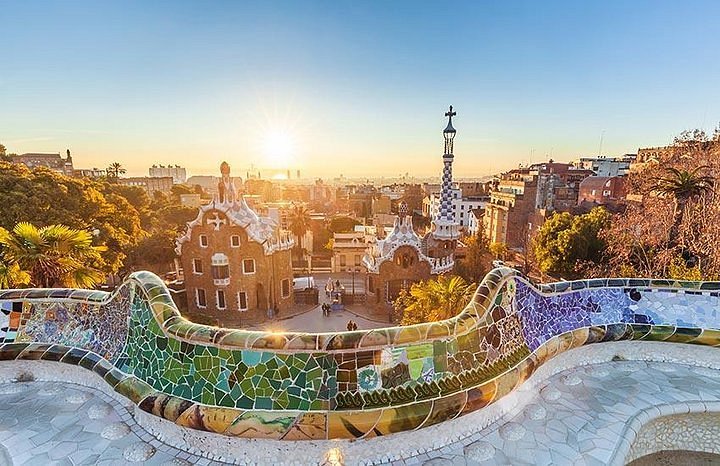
[249,281,386,333]
[404,360,720,466]
[0,345,719,465]
[0,381,224,466]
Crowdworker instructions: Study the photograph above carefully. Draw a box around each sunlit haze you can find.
[2,1,720,178]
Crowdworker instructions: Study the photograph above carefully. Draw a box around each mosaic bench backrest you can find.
[0,268,718,440]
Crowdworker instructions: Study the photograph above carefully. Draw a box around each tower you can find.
[431,106,461,242]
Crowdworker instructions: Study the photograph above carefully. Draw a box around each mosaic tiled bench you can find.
[0,268,718,440]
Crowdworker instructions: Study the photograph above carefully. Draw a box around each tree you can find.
[489,242,509,261]
[533,207,611,278]
[0,222,107,288]
[328,216,360,233]
[600,130,720,279]
[0,162,144,275]
[288,204,312,260]
[0,262,31,289]
[125,229,178,274]
[394,275,476,325]
[651,166,713,246]
[170,184,194,199]
[106,162,126,178]
[456,231,491,283]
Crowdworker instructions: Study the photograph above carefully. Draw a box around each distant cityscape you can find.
[4,143,663,250]
[0,114,678,327]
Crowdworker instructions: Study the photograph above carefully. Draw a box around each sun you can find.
[261,130,295,168]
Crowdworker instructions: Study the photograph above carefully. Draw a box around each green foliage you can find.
[668,257,703,281]
[0,162,143,275]
[395,275,476,325]
[328,216,360,233]
[288,204,312,257]
[534,207,611,277]
[0,262,30,289]
[170,184,194,198]
[489,242,509,260]
[0,160,211,280]
[456,232,491,283]
[0,222,107,288]
[106,162,126,178]
[651,166,714,203]
[125,230,178,273]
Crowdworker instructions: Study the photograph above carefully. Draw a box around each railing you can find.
[0,268,718,440]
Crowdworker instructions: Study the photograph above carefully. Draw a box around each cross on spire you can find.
[445,105,456,119]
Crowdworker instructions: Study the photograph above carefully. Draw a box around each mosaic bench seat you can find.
[0,267,718,440]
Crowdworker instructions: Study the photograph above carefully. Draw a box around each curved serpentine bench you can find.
[0,267,718,440]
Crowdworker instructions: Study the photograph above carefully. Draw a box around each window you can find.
[231,235,240,247]
[199,235,208,247]
[196,288,207,308]
[212,264,229,280]
[281,279,291,298]
[216,290,226,309]
[237,292,248,311]
[242,259,256,274]
[354,255,361,266]
[192,259,203,274]
[211,253,230,285]
[339,255,346,267]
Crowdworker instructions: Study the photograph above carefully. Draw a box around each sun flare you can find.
[261,130,295,168]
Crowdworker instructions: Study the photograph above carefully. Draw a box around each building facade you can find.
[176,162,294,324]
[363,107,459,313]
[11,151,74,177]
[574,155,635,177]
[467,208,485,237]
[484,162,594,248]
[423,189,488,231]
[331,231,370,273]
[119,176,174,195]
[149,164,187,184]
[73,167,106,178]
[577,176,627,206]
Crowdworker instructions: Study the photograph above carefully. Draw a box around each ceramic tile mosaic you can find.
[0,267,718,440]
[15,284,130,360]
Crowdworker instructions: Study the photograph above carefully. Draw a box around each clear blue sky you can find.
[2,1,720,178]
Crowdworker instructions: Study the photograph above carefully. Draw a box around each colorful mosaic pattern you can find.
[15,285,131,360]
[0,269,718,440]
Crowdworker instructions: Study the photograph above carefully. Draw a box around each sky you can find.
[2,1,720,179]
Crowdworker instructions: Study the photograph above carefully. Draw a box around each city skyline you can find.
[2,1,720,178]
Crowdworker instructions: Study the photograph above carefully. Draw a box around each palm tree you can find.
[399,275,476,324]
[651,166,714,244]
[106,162,126,178]
[0,261,30,289]
[288,204,312,262]
[0,222,107,288]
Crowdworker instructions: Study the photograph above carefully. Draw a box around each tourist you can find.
[352,321,358,331]
[346,320,354,331]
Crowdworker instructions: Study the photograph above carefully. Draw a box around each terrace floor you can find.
[0,344,719,465]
